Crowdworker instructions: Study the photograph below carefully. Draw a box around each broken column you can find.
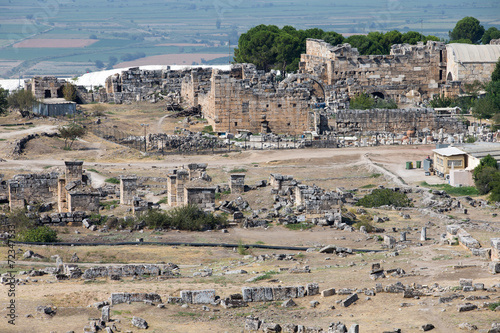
[230,174,245,194]
[7,181,25,210]
[421,227,427,241]
[101,306,110,322]
[400,232,406,242]
[492,238,500,262]
[167,171,177,206]
[120,176,137,205]
[175,169,189,206]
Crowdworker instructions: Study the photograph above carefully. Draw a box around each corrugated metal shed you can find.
[455,143,500,161]
[446,44,500,63]
[33,98,76,117]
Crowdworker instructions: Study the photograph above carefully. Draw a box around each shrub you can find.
[284,223,312,230]
[105,177,120,184]
[353,218,374,232]
[356,188,412,208]
[17,226,58,243]
[229,168,247,173]
[143,205,227,231]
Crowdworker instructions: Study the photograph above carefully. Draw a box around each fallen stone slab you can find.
[342,293,359,307]
[131,316,148,329]
[180,289,215,304]
[458,303,478,312]
[321,288,336,297]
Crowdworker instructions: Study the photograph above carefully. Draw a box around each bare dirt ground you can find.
[0,105,498,333]
[12,39,98,48]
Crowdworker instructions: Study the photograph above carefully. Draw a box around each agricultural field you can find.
[0,0,499,78]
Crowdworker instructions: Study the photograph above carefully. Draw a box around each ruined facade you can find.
[300,39,448,104]
[167,164,215,209]
[25,76,66,99]
[104,67,188,104]
[5,161,99,214]
[188,64,319,135]
[335,108,466,134]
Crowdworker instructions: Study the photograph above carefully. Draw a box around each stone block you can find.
[321,288,336,297]
[342,293,359,307]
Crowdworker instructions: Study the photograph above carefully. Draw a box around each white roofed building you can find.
[446,43,500,83]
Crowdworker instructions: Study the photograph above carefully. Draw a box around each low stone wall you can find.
[242,283,319,302]
[82,264,167,279]
[39,211,88,225]
[110,293,162,305]
[335,108,466,135]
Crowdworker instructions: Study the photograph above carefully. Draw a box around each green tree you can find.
[492,58,500,82]
[63,82,77,102]
[7,89,36,115]
[449,17,485,44]
[356,188,412,208]
[322,31,344,46]
[473,154,499,194]
[58,123,86,149]
[17,226,58,243]
[481,27,500,45]
[474,166,500,195]
[382,30,402,51]
[0,87,8,115]
[401,31,425,44]
[345,35,384,55]
[449,38,473,44]
[349,93,374,109]
[275,32,302,73]
[429,94,456,108]
[471,97,497,121]
[234,24,281,71]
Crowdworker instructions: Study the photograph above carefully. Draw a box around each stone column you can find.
[400,232,406,242]
[101,306,110,322]
[421,227,427,241]
[120,176,137,205]
[230,174,245,194]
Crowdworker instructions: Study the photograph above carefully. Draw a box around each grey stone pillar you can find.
[421,227,427,241]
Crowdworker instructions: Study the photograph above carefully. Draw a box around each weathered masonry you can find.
[6,161,99,213]
[300,39,448,104]
[188,64,319,135]
[335,108,467,134]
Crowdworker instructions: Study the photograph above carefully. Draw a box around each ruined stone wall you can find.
[25,76,66,99]
[68,192,100,213]
[181,68,213,106]
[335,108,466,134]
[300,39,447,104]
[184,186,216,210]
[8,173,59,209]
[105,67,194,104]
[199,65,314,135]
[120,176,137,205]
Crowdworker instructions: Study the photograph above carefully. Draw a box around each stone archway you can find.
[281,74,326,101]
[364,87,388,100]
[447,72,453,81]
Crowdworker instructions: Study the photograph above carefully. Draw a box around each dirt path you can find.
[0,125,58,139]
